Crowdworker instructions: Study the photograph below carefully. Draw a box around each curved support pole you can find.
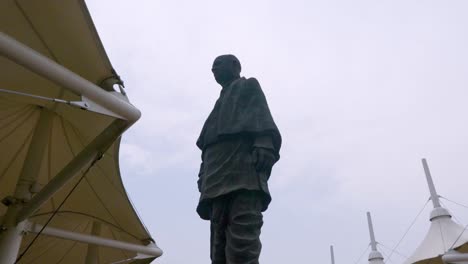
[17,120,128,223]
[442,252,468,263]
[0,33,141,122]
[26,222,163,258]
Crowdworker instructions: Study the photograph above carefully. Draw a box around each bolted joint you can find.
[29,182,43,194]
[1,196,18,207]
[1,196,29,207]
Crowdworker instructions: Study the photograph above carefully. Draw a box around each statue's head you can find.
[212,54,241,86]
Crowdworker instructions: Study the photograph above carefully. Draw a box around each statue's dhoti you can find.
[210,190,264,264]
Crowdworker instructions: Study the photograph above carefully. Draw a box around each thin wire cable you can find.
[378,244,392,263]
[379,242,408,259]
[15,155,101,263]
[448,224,468,251]
[353,244,370,264]
[23,222,84,264]
[440,200,463,225]
[0,88,88,110]
[441,197,468,250]
[385,199,430,263]
[441,196,468,210]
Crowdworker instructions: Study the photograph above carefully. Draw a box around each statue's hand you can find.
[252,147,276,175]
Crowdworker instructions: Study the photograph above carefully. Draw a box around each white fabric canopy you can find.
[404,210,468,264]
[0,0,160,263]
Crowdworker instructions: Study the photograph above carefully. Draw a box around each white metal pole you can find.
[366,212,384,263]
[367,212,378,251]
[0,33,140,122]
[0,32,141,224]
[17,119,127,223]
[26,222,163,257]
[85,221,102,264]
[442,253,468,263]
[422,158,442,208]
[14,109,54,201]
[330,245,335,264]
[0,220,26,264]
[0,109,53,264]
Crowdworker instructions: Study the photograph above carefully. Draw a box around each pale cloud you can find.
[119,143,157,175]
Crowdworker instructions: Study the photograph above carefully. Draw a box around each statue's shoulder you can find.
[238,77,262,94]
[245,77,260,87]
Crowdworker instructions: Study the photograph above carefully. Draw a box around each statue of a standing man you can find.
[196,54,282,264]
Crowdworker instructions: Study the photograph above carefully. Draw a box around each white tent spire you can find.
[421,158,451,220]
[422,158,442,208]
[367,212,378,251]
[366,212,384,264]
[330,245,335,264]
[403,159,468,264]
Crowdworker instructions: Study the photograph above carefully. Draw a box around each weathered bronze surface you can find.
[196,55,281,264]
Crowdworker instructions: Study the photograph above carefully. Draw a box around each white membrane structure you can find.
[404,159,468,264]
[366,212,385,264]
[0,1,162,263]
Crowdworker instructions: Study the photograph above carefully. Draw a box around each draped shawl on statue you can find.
[196,77,281,158]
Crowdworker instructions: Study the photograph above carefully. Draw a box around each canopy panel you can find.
[0,0,159,263]
[404,214,468,264]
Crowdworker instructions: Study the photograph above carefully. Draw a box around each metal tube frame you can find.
[0,109,53,264]
[85,221,102,264]
[442,253,468,263]
[17,119,127,222]
[0,32,161,262]
[26,222,163,258]
[0,33,141,122]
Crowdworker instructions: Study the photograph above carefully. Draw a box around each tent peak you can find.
[366,212,385,263]
[429,207,451,221]
[422,158,442,209]
[421,159,452,221]
[368,250,384,262]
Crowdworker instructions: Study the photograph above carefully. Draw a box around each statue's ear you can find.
[232,60,241,75]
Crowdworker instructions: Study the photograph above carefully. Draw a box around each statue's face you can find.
[212,56,238,86]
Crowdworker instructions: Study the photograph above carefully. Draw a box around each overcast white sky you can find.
[86,1,468,263]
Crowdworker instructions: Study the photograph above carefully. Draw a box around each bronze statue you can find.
[196,54,282,264]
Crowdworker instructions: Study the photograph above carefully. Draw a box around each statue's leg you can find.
[211,197,229,264]
[225,191,264,264]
